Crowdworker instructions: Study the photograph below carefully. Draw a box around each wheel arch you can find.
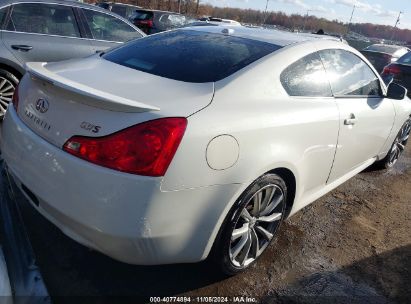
[266,167,296,218]
[205,165,298,261]
[0,61,24,80]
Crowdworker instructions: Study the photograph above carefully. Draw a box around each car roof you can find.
[183,26,345,47]
[0,0,109,11]
[135,8,181,14]
[97,2,140,7]
[184,22,219,27]
[363,44,409,55]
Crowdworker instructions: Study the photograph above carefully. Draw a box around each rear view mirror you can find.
[386,82,407,100]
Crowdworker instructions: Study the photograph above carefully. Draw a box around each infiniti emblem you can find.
[35,98,49,113]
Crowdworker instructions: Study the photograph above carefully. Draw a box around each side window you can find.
[280,52,332,97]
[126,7,136,19]
[111,5,127,18]
[7,3,80,37]
[319,49,382,96]
[82,9,142,42]
[0,6,8,27]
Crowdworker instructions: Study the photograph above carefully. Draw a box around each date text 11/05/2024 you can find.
[149,296,257,303]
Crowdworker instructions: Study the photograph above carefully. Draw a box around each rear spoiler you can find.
[25,62,160,113]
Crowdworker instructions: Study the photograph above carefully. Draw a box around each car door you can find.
[79,7,143,52]
[280,51,340,193]
[320,49,396,183]
[1,3,95,64]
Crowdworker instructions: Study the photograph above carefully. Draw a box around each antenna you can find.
[303,10,313,32]
[348,4,356,32]
[391,11,403,42]
[262,0,270,25]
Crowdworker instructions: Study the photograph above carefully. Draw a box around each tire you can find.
[0,69,19,119]
[375,117,411,169]
[213,174,287,275]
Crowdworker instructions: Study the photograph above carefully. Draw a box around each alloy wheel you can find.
[0,77,15,116]
[388,118,411,167]
[229,184,285,267]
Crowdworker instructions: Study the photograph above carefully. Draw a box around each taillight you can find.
[12,83,19,111]
[382,64,401,76]
[63,118,187,177]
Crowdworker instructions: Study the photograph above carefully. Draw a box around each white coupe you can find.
[2,26,411,274]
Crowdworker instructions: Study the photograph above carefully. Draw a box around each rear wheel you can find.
[0,69,19,119]
[375,118,411,169]
[214,174,287,275]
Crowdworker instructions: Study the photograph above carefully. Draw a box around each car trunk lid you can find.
[16,56,214,148]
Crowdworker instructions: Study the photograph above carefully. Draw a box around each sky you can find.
[203,0,411,30]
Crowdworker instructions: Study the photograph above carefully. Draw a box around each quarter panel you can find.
[379,97,411,157]
[163,42,340,216]
[1,107,242,264]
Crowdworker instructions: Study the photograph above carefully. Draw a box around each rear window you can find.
[393,48,409,59]
[96,3,110,10]
[398,52,411,64]
[103,30,280,83]
[131,10,153,21]
[361,51,391,72]
[158,13,187,27]
[364,44,403,55]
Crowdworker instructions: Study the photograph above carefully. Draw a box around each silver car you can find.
[0,0,144,117]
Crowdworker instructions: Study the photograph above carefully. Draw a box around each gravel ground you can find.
[9,145,411,304]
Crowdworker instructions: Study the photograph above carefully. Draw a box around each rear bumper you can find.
[1,107,241,265]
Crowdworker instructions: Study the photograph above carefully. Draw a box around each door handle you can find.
[11,45,33,52]
[344,114,357,125]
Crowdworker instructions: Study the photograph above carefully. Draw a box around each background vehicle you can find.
[0,0,144,117]
[361,44,411,73]
[95,2,141,19]
[382,51,411,98]
[2,27,411,275]
[129,9,190,34]
[198,17,241,26]
[184,21,219,27]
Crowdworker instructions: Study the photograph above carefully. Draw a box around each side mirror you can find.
[386,82,407,100]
